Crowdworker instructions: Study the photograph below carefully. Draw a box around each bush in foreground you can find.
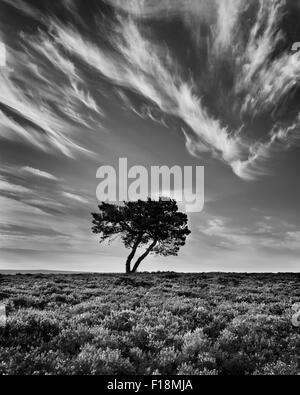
[0,272,299,375]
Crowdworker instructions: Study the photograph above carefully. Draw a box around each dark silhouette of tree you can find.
[91,198,191,273]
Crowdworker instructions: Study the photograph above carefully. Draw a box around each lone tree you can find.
[91,198,191,273]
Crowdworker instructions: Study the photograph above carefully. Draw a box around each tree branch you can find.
[120,221,134,234]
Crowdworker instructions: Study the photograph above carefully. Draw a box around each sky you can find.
[0,0,300,273]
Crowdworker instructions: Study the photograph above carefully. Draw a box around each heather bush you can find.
[0,273,299,375]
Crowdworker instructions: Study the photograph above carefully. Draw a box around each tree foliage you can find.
[91,199,191,273]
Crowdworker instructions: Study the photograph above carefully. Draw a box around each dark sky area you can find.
[0,0,300,272]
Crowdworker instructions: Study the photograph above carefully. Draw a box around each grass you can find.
[0,272,299,375]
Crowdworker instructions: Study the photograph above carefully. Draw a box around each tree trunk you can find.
[126,248,135,273]
[131,239,157,273]
[125,235,142,273]
[126,258,132,274]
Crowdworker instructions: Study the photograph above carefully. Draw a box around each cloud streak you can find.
[1,0,300,181]
[21,167,60,181]
[62,192,89,204]
[100,0,300,180]
[52,17,243,169]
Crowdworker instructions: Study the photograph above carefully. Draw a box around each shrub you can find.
[0,273,298,375]
[74,345,135,375]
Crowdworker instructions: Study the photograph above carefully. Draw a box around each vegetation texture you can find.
[0,272,299,375]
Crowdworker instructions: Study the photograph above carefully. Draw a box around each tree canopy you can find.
[91,198,191,273]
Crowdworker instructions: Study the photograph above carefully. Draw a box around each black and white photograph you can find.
[0,0,300,380]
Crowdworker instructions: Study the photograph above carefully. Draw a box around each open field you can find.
[0,272,299,375]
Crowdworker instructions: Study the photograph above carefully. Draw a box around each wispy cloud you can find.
[21,166,60,181]
[1,0,41,19]
[0,64,91,157]
[52,17,243,168]
[0,18,104,159]
[1,0,300,183]
[70,82,104,115]
[214,0,246,53]
[0,178,31,194]
[26,32,79,80]
[62,192,89,204]
[102,0,300,180]
[197,213,300,253]
[200,217,253,248]
[0,41,6,67]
